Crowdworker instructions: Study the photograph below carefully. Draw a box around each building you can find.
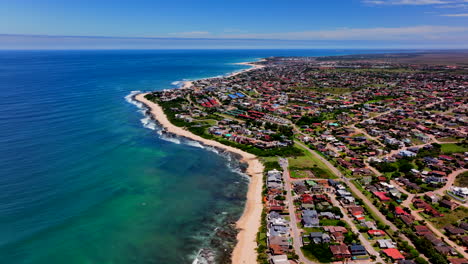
[270,254,289,264]
[330,244,351,259]
[349,244,367,256]
[383,248,405,261]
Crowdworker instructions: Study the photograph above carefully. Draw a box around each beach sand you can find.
[134,93,264,264]
[180,60,265,90]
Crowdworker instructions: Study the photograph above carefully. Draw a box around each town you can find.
[144,54,468,264]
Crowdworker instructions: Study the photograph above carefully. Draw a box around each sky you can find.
[1,0,468,49]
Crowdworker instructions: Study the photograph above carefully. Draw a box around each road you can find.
[280,158,384,264]
[408,204,468,258]
[328,194,385,263]
[279,158,317,264]
[294,141,423,255]
[434,168,467,196]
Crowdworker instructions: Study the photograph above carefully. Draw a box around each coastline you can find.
[180,59,266,89]
[134,92,264,264]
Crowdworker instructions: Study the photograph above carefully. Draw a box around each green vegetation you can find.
[288,142,336,178]
[455,171,468,188]
[440,143,468,154]
[301,243,333,263]
[406,231,449,264]
[145,95,304,158]
[429,206,468,229]
[256,209,268,264]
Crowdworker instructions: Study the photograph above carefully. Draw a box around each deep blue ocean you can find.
[0,49,401,264]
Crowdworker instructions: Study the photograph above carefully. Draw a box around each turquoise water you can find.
[0,49,398,263]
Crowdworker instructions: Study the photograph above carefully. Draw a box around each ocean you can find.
[0,49,400,264]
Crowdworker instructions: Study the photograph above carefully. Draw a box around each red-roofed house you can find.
[383,248,405,261]
[368,230,386,237]
[373,191,391,201]
[395,206,409,216]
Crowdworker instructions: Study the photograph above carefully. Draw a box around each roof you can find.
[271,254,289,264]
[383,248,405,260]
[373,191,391,201]
[395,206,409,215]
[368,230,386,236]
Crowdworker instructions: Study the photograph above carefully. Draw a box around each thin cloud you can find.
[363,0,456,5]
[220,25,468,41]
[439,12,468,15]
[169,31,211,37]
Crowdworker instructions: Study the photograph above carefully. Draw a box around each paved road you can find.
[390,170,468,258]
[434,168,468,196]
[294,141,424,256]
[279,158,317,264]
[328,194,385,263]
[408,204,468,258]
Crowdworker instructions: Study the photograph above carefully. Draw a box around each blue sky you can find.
[1,0,467,49]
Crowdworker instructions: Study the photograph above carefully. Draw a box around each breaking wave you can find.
[125,90,249,263]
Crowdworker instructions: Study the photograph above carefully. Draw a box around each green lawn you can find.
[441,143,468,154]
[288,142,337,179]
[290,169,311,178]
[301,243,333,263]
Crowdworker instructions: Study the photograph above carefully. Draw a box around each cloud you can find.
[168,31,211,37]
[220,25,468,41]
[439,12,468,15]
[363,0,451,5]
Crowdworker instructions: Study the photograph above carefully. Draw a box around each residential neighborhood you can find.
[144,55,467,264]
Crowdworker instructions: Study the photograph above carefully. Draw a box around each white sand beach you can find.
[134,93,264,264]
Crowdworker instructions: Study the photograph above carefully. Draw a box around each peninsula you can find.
[136,52,468,264]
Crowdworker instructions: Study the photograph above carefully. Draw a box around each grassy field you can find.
[455,171,468,188]
[429,206,468,229]
[441,143,468,154]
[438,137,459,143]
[288,142,337,179]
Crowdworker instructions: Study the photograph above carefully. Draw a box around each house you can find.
[452,187,468,198]
[425,192,440,203]
[368,230,386,237]
[460,222,468,231]
[373,191,391,201]
[270,254,289,264]
[319,212,340,219]
[424,233,445,247]
[377,239,395,249]
[445,225,466,236]
[267,169,283,189]
[330,244,352,259]
[302,210,319,228]
[448,258,468,264]
[398,260,416,264]
[400,214,415,226]
[383,248,405,261]
[309,232,325,244]
[414,225,431,236]
[269,236,290,253]
[349,244,367,256]
[440,199,458,210]
[394,206,409,216]
[435,245,456,256]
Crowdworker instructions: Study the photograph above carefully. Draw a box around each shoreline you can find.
[134,92,264,264]
[180,59,266,89]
